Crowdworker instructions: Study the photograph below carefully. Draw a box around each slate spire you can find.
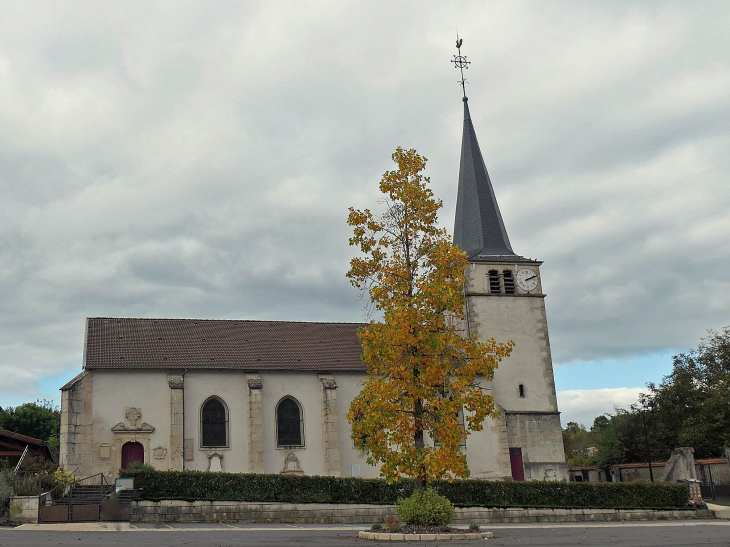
[453,97,517,259]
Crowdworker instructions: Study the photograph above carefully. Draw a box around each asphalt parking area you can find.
[3,520,730,546]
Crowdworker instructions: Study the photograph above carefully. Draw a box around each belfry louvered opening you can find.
[488,270,501,294]
[503,270,515,294]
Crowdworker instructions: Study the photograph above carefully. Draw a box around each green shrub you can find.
[396,487,454,526]
[371,523,382,530]
[125,461,156,474]
[0,471,13,522]
[19,456,57,475]
[118,470,689,509]
[469,523,480,532]
[389,523,402,533]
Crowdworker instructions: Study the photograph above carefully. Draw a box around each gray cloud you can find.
[1,1,729,401]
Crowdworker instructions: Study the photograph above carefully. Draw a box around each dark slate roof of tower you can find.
[453,97,519,260]
[83,317,367,371]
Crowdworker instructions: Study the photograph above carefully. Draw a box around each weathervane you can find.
[451,35,470,98]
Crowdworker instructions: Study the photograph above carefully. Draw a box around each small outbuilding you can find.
[0,429,55,468]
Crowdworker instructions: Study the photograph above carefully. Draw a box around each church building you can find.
[59,94,568,482]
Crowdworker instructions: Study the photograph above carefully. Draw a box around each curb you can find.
[706,504,730,519]
[13,523,131,532]
[359,530,493,541]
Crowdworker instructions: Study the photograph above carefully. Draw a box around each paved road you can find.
[2,521,730,546]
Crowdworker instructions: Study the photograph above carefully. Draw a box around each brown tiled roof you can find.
[84,317,367,371]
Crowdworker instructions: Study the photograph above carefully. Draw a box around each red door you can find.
[509,447,525,481]
[121,442,144,469]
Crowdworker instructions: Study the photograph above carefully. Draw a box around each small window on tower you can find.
[488,270,501,294]
[503,270,515,294]
[518,384,526,398]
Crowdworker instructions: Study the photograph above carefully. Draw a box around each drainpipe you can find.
[182,369,187,471]
[463,272,471,338]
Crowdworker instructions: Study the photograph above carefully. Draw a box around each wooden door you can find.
[121,442,144,469]
[509,447,524,481]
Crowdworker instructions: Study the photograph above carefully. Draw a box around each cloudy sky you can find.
[1,1,728,427]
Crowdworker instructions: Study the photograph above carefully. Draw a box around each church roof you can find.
[83,317,367,372]
[453,97,523,261]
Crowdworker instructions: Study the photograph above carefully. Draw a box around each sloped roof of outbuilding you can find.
[83,317,367,372]
[0,429,47,447]
[0,429,55,462]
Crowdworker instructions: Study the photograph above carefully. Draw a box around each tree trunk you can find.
[414,396,425,490]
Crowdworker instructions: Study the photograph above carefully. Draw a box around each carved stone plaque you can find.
[112,408,155,433]
[99,443,111,460]
[153,446,168,460]
[281,452,304,476]
[124,408,141,428]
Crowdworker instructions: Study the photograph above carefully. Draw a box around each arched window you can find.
[276,397,304,448]
[433,388,467,448]
[351,410,369,450]
[488,270,501,294]
[201,397,228,448]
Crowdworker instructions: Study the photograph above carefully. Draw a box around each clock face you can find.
[516,268,538,292]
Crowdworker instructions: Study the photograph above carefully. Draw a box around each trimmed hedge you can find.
[119,470,689,509]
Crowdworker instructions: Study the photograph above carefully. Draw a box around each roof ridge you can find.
[88,317,366,326]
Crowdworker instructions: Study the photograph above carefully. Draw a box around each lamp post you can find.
[641,401,657,482]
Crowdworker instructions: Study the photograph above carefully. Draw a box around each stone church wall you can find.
[182,370,250,473]
[467,290,558,412]
[61,368,532,481]
[59,372,94,478]
[506,411,568,481]
[464,261,567,481]
[89,370,171,480]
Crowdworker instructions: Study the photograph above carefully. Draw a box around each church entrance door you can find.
[121,442,144,469]
[509,447,524,481]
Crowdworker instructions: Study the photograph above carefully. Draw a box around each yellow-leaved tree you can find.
[346,148,513,489]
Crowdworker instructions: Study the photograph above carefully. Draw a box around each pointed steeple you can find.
[453,97,517,259]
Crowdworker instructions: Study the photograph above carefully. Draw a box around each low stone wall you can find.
[133,501,397,524]
[456,506,713,523]
[132,501,713,524]
[9,496,39,524]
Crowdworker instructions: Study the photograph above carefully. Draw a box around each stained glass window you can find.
[276,397,303,447]
[202,398,227,447]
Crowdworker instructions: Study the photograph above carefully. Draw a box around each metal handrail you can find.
[39,472,111,506]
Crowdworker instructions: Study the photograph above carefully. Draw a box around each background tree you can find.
[592,410,645,468]
[346,147,513,488]
[0,400,60,451]
[565,327,730,469]
[561,421,593,467]
[642,326,730,459]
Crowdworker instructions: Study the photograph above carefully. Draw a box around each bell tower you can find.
[452,41,567,481]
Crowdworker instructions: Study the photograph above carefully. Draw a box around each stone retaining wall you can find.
[9,496,39,524]
[131,501,713,524]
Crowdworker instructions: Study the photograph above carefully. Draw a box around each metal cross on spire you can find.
[451,35,470,98]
